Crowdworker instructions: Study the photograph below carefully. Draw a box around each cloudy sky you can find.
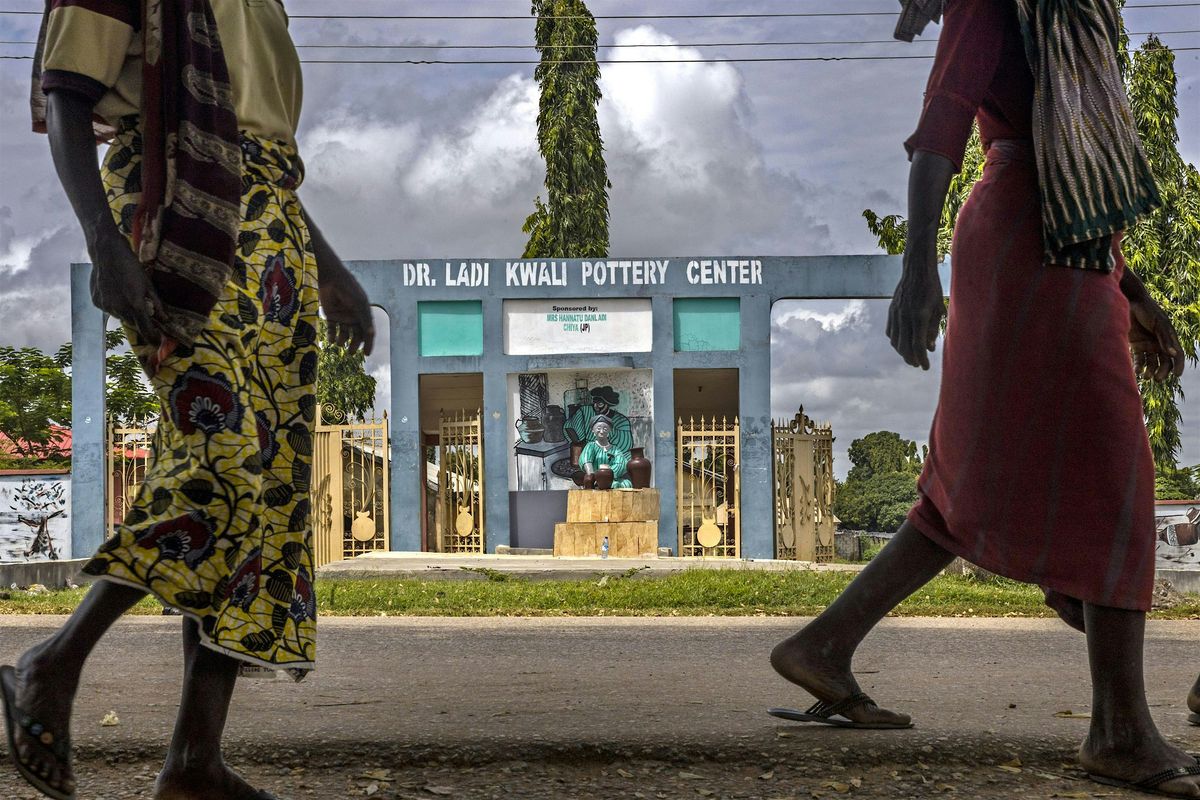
[1,0,1197,477]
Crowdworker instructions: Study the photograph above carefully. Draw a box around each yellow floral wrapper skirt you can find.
[84,125,320,678]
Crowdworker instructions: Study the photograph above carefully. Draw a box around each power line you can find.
[1,3,1198,18]
[2,30,1196,49]
[5,49,1197,64]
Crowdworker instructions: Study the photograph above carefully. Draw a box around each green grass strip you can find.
[0,570,1196,618]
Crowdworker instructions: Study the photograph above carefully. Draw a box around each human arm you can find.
[888,151,955,370]
[579,442,597,475]
[46,89,161,342]
[1120,263,1185,381]
[891,0,1006,369]
[302,209,375,356]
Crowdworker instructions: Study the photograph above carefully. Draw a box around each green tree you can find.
[1155,463,1199,500]
[845,430,924,482]
[834,431,925,532]
[523,0,610,259]
[1122,35,1200,469]
[0,346,71,462]
[317,320,377,422]
[834,472,921,533]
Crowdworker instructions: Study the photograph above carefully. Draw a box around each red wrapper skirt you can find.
[907,140,1157,611]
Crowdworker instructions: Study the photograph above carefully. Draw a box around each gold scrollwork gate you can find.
[438,410,485,553]
[107,418,157,537]
[676,416,741,558]
[773,408,835,562]
[313,406,390,568]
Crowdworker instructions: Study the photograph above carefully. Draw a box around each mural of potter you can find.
[576,416,633,489]
[565,386,633,453]
[509,370,653,492]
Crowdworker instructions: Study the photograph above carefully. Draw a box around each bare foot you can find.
[769,630,911,727]
[7,643,78,797]
[1080,735,1200,797]
[1189,674,1199,717]
[155,764,280,800]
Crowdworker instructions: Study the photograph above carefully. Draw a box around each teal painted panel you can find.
[419,301,484,357]
[673,298,741,352]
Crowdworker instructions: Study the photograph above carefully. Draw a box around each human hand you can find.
[887,255,945,371]
[88,231,162,345]
[319,262,375,355]
[1129,295,1184,382]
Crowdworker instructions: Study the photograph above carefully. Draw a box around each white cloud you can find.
[774,299,868,332]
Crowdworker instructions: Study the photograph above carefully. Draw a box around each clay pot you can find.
[595,467,614,491]
[627,447,652,489]
[516,416,544,444]
[1173,523,1199,547]
[542,406,567,443]
[573,469,588,488]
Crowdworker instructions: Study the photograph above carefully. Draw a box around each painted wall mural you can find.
[508,369,653,491]
[1157,504,1200,571]
[1,474,71,562]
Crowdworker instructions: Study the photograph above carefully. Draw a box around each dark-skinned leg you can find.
[1078,603,1200,795]
[154,619,275,800]
[770,520,955,724]
[10,580,148,795]
[1189,674,1200,719]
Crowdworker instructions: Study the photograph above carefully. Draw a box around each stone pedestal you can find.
[554,489,660,557]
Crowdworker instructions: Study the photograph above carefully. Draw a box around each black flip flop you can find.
[1088,759,1200,798]
[0,665,75,800]
[1189,712,1199,727]
[768,691,914,730]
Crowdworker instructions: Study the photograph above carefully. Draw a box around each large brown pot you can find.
[595,466,614,491]
[1173,522,1198,547]
[628,447,652,489]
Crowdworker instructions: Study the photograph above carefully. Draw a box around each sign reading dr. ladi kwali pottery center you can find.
[400,258,765,288]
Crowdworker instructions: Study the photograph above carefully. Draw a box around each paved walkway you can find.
[0,616,1196,798]
[317,552,865,581]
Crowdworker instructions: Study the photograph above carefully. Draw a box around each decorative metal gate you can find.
[313,406,390,568]
[107,418,157,537]
[438,410,485,553]
[676,416,741,558]
[773,408,835,563]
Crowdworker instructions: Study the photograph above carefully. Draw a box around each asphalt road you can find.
[0,616,1195,799]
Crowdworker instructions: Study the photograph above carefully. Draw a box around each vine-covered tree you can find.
[523,0,610,259]
[1122,35,1200,468]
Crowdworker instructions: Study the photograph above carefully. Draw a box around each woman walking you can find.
[769,0,1198,795]
[2,2,374,798]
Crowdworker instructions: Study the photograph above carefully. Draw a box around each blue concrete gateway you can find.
[70,255,929,560]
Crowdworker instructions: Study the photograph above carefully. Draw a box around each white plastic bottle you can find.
[601,536,609,559]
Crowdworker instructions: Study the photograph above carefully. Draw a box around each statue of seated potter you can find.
[577,415,632,490]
